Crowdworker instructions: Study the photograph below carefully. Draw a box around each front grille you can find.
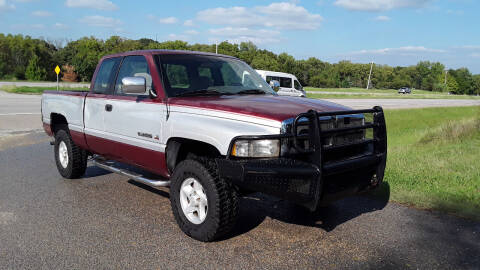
[281,110,381,164]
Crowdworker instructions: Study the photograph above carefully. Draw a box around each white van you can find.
[255,70,306,97]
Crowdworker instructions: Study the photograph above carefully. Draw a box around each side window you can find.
[115,56,151,95]
[92,58,121,94]
[163,64,190,89]
[266,76,275,84]
[294,80,302,90]
[279,77,292,88]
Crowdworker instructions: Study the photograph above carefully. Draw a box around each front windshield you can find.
[156,54,276,97]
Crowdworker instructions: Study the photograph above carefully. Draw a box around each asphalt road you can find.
[0,132,479,269]
[0,81,90,88]
[326,98,480,109]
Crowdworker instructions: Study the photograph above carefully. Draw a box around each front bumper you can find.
[217,107,387,211]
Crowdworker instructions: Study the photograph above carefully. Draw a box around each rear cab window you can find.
[92,57,121,94]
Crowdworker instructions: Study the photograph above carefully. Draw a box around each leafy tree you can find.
[1,34,479,95]
[473,75,480,96]
[449,68,475,95]
[25,54,47,81]
[250,50,280,71]
[446,73,459,93]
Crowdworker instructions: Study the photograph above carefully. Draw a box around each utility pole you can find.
[444,69,448,85]
[366,61,373,90]
[215,40,228,54]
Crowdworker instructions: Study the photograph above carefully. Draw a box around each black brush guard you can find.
[217,106,387,211]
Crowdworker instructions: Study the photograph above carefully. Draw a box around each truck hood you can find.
[168,95,351,122]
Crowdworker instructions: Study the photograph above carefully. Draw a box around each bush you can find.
[433,83,448,92]
[25,55,47,81]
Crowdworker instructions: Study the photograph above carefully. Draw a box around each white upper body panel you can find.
[41,93,85,131]
[42,92,283,156]
[166,105,281,155]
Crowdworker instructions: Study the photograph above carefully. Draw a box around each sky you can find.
[1,0,479,73]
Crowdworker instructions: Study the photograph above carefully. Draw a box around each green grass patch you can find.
[0,86,87,94]
[381,106,480,220]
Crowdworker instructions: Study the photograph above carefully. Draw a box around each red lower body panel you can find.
[70,130,89,150]
[43,123,53,136]
[84,134,169,178]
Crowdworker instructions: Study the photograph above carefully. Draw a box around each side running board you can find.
[92,157,170,188]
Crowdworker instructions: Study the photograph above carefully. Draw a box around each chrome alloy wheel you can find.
[58,141,69,168]
[179,177,208,224]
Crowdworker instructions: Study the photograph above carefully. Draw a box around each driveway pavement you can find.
[0,134,478,269]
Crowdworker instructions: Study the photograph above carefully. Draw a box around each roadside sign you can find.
[55,65,60,91]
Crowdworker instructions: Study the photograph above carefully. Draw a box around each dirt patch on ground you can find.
[0,131,50,151]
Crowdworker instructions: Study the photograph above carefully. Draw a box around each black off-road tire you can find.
[54,128,87,179]
[170,159,238,242]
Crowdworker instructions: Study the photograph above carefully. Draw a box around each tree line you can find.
[1,33,479,95]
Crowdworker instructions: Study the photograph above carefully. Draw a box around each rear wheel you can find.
[170,159,238,242]
[54,129,87,179]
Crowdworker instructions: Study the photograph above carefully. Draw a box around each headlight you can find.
[231,139,280,158]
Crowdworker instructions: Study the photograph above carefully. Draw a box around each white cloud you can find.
[158,16,178,24]
[0,0,15,12]
[446,10,464,15]
[334,0,431,12]
[31,23,44,29]
[148,15,178,24]
[350,46,446,55]
[197,2,323,30]
[168,33,188,41]
[209,27,281,44]
[374,15,390,21]
[184,30,199,35]
[32,10,52,16]
[470,53,480,58]
[53,22,68,29]
[457,45,480,50]
[79,15,121,27]
[183,19,194,27]
[65,0,117,11]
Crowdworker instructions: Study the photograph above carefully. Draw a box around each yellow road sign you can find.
[55,65,60,75]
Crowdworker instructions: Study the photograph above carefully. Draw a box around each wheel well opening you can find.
[166,138,221,173]
[50,113,68,135]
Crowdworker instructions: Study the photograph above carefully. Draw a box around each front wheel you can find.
[54,129,87,179]
[170,159,238,242]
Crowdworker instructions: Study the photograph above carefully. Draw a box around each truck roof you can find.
[102,49,237,60]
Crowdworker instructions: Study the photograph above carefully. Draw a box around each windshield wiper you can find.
[236,89,267,95]
[175,89,227,97]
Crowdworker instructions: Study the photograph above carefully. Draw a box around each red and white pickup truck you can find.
[41,50,387,241]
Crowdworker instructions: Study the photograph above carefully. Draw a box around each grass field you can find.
[306,87,480,100]
[0,85,87,94]
[377,106,480,220]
